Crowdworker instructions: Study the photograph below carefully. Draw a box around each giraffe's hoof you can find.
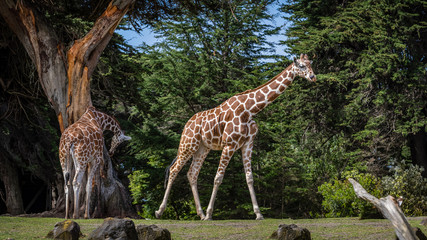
[202,216,213,221]
[256,215,264,220]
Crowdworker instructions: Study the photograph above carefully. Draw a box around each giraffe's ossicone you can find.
[156,54,316,220]
[59,106,131,219]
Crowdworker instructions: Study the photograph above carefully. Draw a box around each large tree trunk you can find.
[0,0,68,130]
[410,130,427,177]
[0,156,24,215]
[0,0,136,218]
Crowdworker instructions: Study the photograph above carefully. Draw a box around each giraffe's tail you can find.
[164,157,178,189]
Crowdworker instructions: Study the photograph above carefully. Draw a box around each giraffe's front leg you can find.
[241,122,264,220]
[204,145,236,220]
[187,144,210,220]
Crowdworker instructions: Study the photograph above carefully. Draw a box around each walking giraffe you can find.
[59,106,131,219]
[155,54,316,220]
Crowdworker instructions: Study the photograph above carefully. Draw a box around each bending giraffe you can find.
[155,54,316,220]
[59,106,131,219]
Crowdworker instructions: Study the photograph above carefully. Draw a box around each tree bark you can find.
[0,156,24,215]
[0,0,136,218]
[348,178,417,240]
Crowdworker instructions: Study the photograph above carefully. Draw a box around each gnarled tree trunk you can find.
[410,130,427,177]
[0,156,24,215]
[0,0,136,218]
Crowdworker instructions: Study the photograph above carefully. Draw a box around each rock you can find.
[136,224,171,240]
[421,218,427,227]
[46,220,82,240]
[270,224,311,240]
[88,217,138,240]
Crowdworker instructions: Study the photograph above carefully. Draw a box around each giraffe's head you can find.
[293,54,316,82]
[109,132,131,156]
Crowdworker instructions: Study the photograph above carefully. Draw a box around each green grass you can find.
[0,216,425,239]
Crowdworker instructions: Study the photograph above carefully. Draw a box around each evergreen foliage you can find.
[281,0,427,171]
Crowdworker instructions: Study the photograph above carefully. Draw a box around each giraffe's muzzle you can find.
[310,75,316,82]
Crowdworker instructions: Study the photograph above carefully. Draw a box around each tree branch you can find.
[348,178,417,240]
[66,0,135,124]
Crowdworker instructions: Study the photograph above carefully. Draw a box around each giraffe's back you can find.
[60,119,104,166]
[180,94,255,152]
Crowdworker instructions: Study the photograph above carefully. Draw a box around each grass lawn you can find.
[0,216,425,239]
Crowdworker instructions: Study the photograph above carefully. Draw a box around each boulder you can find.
[46,220,82,240]
[136,224,171,240]
[270,224,311,240]
[88,218,138,240]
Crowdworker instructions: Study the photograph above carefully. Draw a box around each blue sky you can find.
[117,2,289,56]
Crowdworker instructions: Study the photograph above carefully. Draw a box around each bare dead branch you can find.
[348,178,417,240]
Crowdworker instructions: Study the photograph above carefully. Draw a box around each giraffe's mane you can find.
[85,106,120,126]
[235,63,293,96]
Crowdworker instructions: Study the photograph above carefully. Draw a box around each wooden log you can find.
[348,178,417,240]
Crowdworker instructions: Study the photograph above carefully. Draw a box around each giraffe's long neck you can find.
[245,63,297,115]
[92,111,122,135]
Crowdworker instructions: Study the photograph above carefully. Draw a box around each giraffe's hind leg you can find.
[60,149,71,219]
[72,164,86,219]
[187,144,210,219]
[155,144,200,218]
[156,114,203,218]
[84,162,98,219]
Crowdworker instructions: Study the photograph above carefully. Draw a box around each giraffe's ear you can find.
[122,135,131,141]
[300,53,304,60]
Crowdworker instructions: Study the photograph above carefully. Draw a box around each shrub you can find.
[382,163,427,216]
[318,170,383,218]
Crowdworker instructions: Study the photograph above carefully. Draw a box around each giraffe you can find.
[59,106,131,219]
[155,54,316,220]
